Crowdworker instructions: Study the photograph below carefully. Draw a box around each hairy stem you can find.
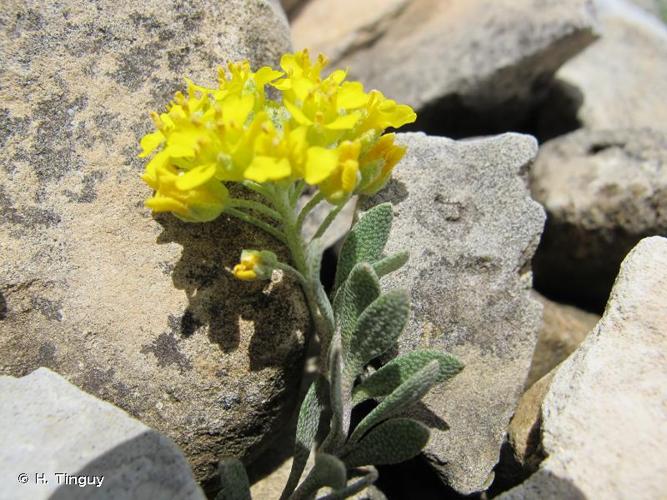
[296,191,324,234]
[227,197,282,221]
[313,196,351,242]
[224,207,287,245]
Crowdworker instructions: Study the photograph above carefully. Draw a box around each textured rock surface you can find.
[502,236,667,499]
[508,371,556,474]
[0,368,204,500]
[548,0,667,131]
[531,128,667,310]
[292,0,596,132]
[361,132,546,494]
[526,293,599,388]
[0,0,308,483]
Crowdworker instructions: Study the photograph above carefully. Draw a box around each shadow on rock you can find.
[50,430,202,499]
[404,78,584,144]
[154,212,304,371]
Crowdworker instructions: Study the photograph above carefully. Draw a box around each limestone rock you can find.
[526,293,599,388]
[280,0,310,18]
[508,371,556,474]
[299,194,356,251]
[360,132,546,494]
[531,128,667,310]
[292,0,597,134]
[628,0,667,19]
[0,368,204,500]
[547,0,667,132]
[501,236,667,500]
[0,0,308,483]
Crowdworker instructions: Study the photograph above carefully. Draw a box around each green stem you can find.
[296,191,324,234]
[227,198,282,221]
[274,261,308,287]
[290,180,306,205]
[270,187,335,373]
[242,180,275,201]
[224,207,287,245]
[312,196,351,242]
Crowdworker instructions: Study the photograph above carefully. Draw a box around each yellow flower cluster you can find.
[139,50,416,222]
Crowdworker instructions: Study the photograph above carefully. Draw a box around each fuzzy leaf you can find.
[372,251,409,279]
[319,467,380,500]
[334,203,393,290]
[307,237,324,280]
[291,453,347,500]
[321,336,345,453]
[216,458,251,500]
[344,290,410,382]
[348,361,439,443]
[343,418,430,468]
[352,350,463,406]
[333,263,381,355]
[280,378,325,499]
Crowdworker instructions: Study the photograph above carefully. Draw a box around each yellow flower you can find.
[317,141,362,202]
[232,250,278,281]
[142,156,228,223]
[358,133,406,195]
[139,50,417,222]
[356,90,416,133]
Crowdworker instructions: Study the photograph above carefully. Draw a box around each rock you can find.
[299,194,356,251]
[508,371,556,474]
[360,132,546,494]
[628,0,667,19]
[292,0,597,136]
[0,0,308,484]
[0,367,204,500]
[531,128,667,310]
[501,236,667,500]
[280,0,310,18]
[526,293,600,388]
[544,0,667,133]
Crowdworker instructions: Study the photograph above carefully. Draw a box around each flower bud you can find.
[232,250,278,281]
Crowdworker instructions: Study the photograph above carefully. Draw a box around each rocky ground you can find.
[1,0,665,499]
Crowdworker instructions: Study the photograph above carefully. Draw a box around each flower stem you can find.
[312,196,351,242]
[296,191,324,234]
[224,207,287,245]
[227,198,282,221]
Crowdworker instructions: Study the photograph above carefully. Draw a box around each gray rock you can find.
[0,367,204,500]
[501,236,667,500]
[531,128,667,310]
[292,0,597,131]
[547,0,667,132]
[0,0,308,483]
[299,194,356,251]
[526,293,600,388]
[360,132,546,494]
[628,0,667,19]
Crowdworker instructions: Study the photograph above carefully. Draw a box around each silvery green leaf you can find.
[342,418,430,468]
[334,203,393,290]
[333,263,381,356]
[352,350,463,406]
[321,337,345,453]
[348,361,439,444]
[290,453,347,500]
[306,237,324,281]
[318,467,380,500]
[216,458,251,500]
[343,290,410,382]
[281,378,325,499]
[372,251,409,279]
